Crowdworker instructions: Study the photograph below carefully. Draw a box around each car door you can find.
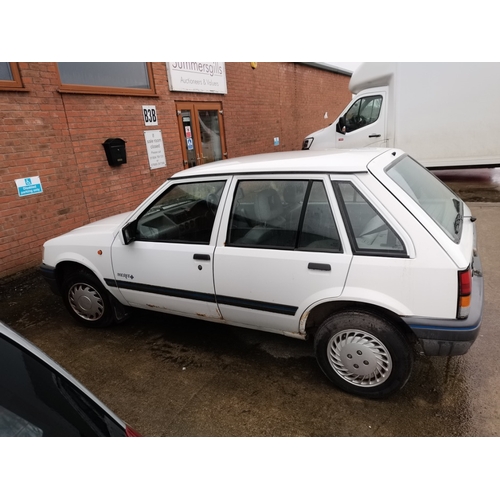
[335,92,387,148]
[213,175,353,335]
[111,178,229,320]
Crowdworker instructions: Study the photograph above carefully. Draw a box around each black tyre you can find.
[61,270,115,328]
[314,311,413,398]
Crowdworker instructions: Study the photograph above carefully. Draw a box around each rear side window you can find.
[333,181,407,257]
[385,156,463,242]
[227,179,341,252]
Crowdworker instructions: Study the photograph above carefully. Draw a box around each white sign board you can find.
[144,130,167,170]
[166,62,227,94]
[15,176,43,197]
[142,105,158,126]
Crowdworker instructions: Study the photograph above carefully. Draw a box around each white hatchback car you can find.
[41,149,483,398]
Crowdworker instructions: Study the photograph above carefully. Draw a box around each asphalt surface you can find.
[1,171,500,436]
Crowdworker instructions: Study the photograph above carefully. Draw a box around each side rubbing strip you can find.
[217,295,298,316]
[105,279,298,316]
[107,279,216,303]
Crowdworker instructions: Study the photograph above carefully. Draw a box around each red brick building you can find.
[0,62,352,279]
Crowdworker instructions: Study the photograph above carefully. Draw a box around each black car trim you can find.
[216,295,298,316]
[39,264,60,295]
[105,279,298,316]
[40,263,56,279]
[105,279,217,303]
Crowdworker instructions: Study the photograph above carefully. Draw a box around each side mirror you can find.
[336,116,346,134]
[122,220,138,245]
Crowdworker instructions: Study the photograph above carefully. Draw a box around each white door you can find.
[335,92,387,148]
[111,178,228,320]
[213,176,352,334]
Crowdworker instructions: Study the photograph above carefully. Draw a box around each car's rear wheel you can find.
[62,270,114,328]
[314,310,413,398]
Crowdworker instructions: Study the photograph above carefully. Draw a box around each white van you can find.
[303,62,500,168]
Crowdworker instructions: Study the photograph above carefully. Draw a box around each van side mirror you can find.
[122,220,138,245]
[336,116,346,134]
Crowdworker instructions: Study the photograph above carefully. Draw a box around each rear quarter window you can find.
[333,180,407,257]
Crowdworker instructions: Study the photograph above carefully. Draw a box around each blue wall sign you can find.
[15,176,43,197]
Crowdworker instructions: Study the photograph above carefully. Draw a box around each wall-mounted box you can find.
[103,138,127,167]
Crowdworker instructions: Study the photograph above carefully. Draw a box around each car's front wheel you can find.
[61,270,115,328]
[314,311,413,398]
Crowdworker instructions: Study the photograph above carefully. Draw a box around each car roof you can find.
[172,148,396,178]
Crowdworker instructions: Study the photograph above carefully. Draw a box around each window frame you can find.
[56,62,157,96]
[133,179,227,245]
[175,101,228,168]
[332,179,408,258]
[225,178,343,253]
[344,94,383,132]
[0,63,26,91]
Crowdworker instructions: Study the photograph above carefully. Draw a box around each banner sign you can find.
[166,62,227,94]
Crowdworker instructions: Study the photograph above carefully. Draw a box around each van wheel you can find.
[314,311,413,398]
[61,270,114,328]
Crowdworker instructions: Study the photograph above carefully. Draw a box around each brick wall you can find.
[0,62,351,278]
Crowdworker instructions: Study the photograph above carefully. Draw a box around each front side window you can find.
[334,181,406,256]
[344,95,382,132]
[0,63,24,90]
[57,62,155,96]
[386,155,463,242]
[227,179,341,252]
[136,180,226,244]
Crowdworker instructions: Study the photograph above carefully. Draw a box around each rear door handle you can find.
[308,263,331,271]
[193,254,211,261]
[369,134,381,138]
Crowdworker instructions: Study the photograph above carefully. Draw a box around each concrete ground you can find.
[1,202,499,437]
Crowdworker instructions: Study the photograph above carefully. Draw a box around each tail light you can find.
[125,424,141,437]
[457,267,472,319]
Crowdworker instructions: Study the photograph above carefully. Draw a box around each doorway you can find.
[176,102,227,168]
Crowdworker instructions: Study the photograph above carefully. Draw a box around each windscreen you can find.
[386,156,463,243]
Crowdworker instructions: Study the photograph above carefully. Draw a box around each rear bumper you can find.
[403,255,484,356]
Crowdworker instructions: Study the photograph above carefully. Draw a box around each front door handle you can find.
[308,263,331,271]
[193,254,211,261]
[369,134,381,138]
